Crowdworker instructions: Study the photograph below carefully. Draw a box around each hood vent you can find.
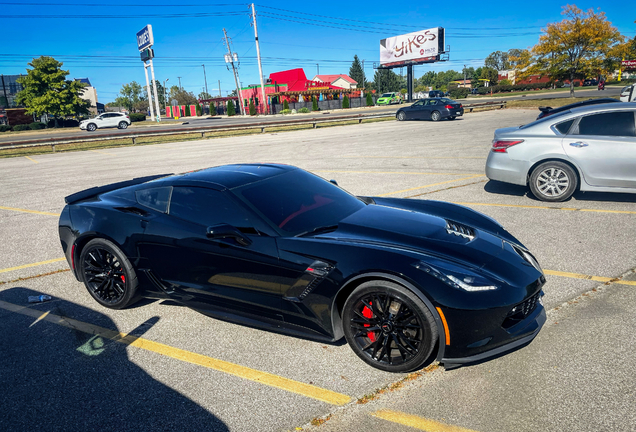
[445,220,475,241]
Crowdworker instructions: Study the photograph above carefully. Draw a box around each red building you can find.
[498,70,552,85]
[239,68,351,114]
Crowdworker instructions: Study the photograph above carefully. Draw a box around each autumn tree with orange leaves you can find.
[515,5,624,96]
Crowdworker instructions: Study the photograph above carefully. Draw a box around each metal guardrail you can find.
[0,101,506,151]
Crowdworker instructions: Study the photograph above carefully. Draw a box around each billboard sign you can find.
[136,25,154,52]
[622,60,636,69]
[380,27,445,67]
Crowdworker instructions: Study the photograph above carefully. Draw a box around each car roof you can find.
[547,98,619,113]
[168,163,297,189]
[568,101,636,115]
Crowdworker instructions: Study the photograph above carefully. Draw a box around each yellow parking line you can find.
[24,156,39,164]
[0,257,67,274]
[0,206,60,216]
[452,202,636,215]
[378,175,484,197]
[314,170,481,176]
[341,156,486,159]
[544,269,636,286]
[0,300,352,406]
[371,409,479,432]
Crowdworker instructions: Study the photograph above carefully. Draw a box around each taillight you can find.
[492,140,524,153]
[445,104,454,109]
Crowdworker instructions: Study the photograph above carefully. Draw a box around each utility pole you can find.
[463,65,466,88]
[177,77,182,90]
[316,63,319,75]
[361,60,365,97]
[202,64,209,97]
[218,80,221,97]
[250,3,268,114]
[223,28,243,115]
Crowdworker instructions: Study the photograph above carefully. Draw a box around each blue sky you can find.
[1,1,634,103]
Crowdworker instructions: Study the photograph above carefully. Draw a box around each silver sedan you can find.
[485,103,636,201]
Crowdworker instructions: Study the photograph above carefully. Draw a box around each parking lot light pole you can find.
[163,78,169,111]
[202,65,209,97]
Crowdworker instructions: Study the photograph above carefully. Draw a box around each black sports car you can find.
[59,164,545,372]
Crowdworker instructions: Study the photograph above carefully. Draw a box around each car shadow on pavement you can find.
[485,180,636,204]
[0,287,229,432]
[484,180,529,197]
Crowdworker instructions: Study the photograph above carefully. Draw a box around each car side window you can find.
[135,187,172,213]
[413,101,424,106]
[426,100,437,106]
[554,119,575,135]
[169,187,251,227]
[575,112,636,137]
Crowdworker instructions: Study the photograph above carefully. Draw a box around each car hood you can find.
[315,200,540,283]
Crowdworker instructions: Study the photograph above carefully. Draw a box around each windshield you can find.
[381,93,393,97]
[235,169,365,235]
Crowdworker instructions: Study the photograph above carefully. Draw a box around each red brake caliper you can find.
[362,302,376,342]
[121,275,126,283]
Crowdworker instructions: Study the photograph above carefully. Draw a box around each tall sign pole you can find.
[137,25,161,122]
[250,3,268,114]
[223,28,243,115]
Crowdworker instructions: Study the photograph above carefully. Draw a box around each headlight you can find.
[413,261,499,292]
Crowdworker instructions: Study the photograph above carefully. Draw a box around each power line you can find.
[2,11,244,18]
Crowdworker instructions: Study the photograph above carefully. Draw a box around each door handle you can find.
[569,141,589,148]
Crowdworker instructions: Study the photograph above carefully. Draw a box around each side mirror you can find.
[206,224,252,246]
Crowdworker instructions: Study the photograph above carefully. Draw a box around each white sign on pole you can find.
[380,27,445,67]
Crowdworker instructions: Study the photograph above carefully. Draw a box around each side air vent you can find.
[445,220,475,241]
[511,243,542,272]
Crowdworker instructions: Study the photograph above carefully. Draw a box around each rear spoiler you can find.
[64,173,173,204]
[538,106,552,113]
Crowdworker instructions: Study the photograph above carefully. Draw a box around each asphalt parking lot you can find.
[1,108,635,431]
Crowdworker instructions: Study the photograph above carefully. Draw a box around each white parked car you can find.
[620,83,636,102]
[80,112,131,131]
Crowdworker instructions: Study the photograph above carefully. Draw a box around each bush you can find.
[209,104,217,116]
[312,96,319,111]
[62,119,79,127]
[12,124,30,131]
[249,100,257,116]
[449,87,470,99]
[0,125,11,132]
[366,93,373,106]
[195,102,202,117]
[283,99,289,110]
[342,94,350,109]
[280,109,291,114]
[227,100,236,116]
[129,113,147,122]
[298,107,310,113]
[29,122,46,130]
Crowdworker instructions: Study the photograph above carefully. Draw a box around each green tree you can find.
[15,56,90,127]
[366,92,373,106]
[168,86,197,106]
[485,51,511,71]
[227,100,236,116]
[342,94,350,109]
[283,99,289,110]
[349,55,366,88]
[520,5,624,96]
[480,67,499,86]
[312,96,319,111]
[198,91,212,100]
[373,69,402,93]
[249,99,256,115]
[417,71,436,88]
[195,101,202,116]
[118,81,145,112]
[209,103,217,116]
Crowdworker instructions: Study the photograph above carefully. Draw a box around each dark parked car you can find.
[396,98,464,121]
[59,164,546,372]
[583,79,598,87]
[536,98,620,120]
[428,90,445,98]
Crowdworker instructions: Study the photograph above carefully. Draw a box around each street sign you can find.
[136,25,154,52]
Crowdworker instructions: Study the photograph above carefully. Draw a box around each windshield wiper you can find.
[295,225,339,237]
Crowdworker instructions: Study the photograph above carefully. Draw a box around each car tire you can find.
[118,121,128,129]
[79,238,140,309]
[529,161,578,202]
[87,123,97,132]
[342,280,438,373]
[431,111,441,122]
[397,111,406,121]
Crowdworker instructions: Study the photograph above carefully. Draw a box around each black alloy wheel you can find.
[87,123,97,132]
[80,238,139,309]
[397,111,406,121]
[118,121,128,129]
[343,281,437,372]
[431,111,441,122]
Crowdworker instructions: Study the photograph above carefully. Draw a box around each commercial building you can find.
[75,78,104,114]
[0,74,24,108]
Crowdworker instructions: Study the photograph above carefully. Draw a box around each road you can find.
[0,86,622,145]
[1,109,634,431]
